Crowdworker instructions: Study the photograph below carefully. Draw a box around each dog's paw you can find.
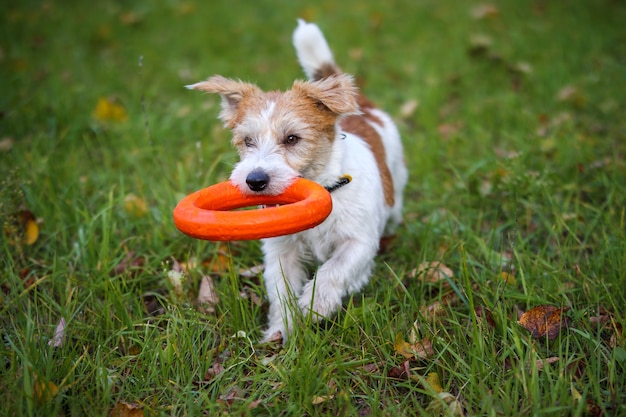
[261,329,284,344]
[298,281,342,321]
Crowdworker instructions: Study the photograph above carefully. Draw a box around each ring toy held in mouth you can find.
[173,178,333,241]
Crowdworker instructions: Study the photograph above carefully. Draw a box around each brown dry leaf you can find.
[536,356,560,370]
[410,261,453,283]
[475,306,496,329]
[204,362,225,382]
[197,275,219,309]
[240,286,262,307]
[518,305,571,341]
[471,4,499,19]
[239,263,264,278]
[394,332,434,360]
[388,360,411,379]
[400,99,419,118]
[109,401,144,417]
[556,85,586,107]
[93,97,128,122]
[48,317,66,347]
[111,252,145,277]
[0,137,14,152]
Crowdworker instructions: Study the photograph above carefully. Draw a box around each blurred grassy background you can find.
[1,0,625,415]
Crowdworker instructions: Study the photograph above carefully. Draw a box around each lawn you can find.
[1,0,625,415]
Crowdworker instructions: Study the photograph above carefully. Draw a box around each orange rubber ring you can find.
[173,178,332,241]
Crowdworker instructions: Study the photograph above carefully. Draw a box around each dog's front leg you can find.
[261,239,308,343]
[298,239,377,322]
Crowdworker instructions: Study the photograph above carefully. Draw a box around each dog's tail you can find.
[292,19,342,81]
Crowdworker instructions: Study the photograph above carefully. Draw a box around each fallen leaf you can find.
[410,261,453,283]
[500,271,517,286]
[197,275,219,309]
[394,332,434,360]
[33,376,58,403]
[536,356,560,370]
[556,85,586,107]
[471,4,499,19]
[5,210,40,245]
[474,306,496,329]
[109,401,144,417]
[110,252,145,277]
[425,372,444,393]
[239,264,264,278]
[239,286,262,307]
[400,99,419,118]
[0,137,14,152]
[388,360,411,379]
[203,244,232,274]
[48,317,66,347]
[518,305,571,341]
[93,97,128,122]
[425,391,465,417]
[123,194,147,218]
[204,362,225,382]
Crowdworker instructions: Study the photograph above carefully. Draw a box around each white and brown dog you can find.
[187,20,408,342]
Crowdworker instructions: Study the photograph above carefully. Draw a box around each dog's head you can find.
[187,74,360,195]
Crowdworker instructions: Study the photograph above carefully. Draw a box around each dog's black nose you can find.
[246,170,270,192]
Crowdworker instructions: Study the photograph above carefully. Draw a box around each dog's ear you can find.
[293,74,360,116]
[186,75,261,127]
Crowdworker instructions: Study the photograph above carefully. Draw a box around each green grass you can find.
[2,0,625,415]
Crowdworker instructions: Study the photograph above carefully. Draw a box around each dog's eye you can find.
[244,137,254,147]
[284,135,300,146]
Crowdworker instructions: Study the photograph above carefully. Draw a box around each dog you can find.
[186,20,408,343]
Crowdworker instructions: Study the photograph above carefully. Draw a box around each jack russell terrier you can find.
[186,20,408,343]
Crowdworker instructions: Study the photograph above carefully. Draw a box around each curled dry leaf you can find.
[410,261,453,283]
[204,362,225,382]
[109,401,144,417]
[197,275,219,307]
[535,356,560,370]
[424,372,465,416]
[394,332,434,360]
[471,4,499,19]
[48,317,66,347]
[518,305,571,341]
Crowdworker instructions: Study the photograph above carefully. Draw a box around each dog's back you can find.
[293,20,407,233]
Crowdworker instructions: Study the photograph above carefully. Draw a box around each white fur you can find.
[188,21,408,343]
[259,22,408,342]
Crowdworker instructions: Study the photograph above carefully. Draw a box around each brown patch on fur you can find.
[340,115,395,206]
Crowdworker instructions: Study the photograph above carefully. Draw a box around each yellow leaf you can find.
[93,97,128,122]
[24,217,39,245]
[426,372,443,393]
[123,194,148,217]
[500,271,517,286]
[394,332,434,360]
[33,378,58,403]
